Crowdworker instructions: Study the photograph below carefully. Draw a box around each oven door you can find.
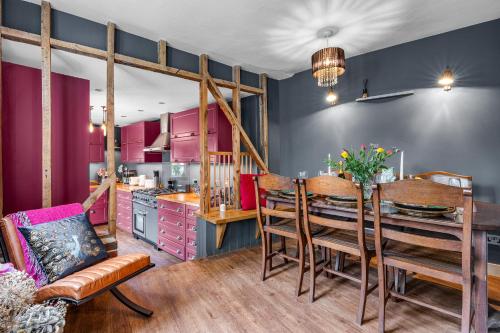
[133,209,147,237]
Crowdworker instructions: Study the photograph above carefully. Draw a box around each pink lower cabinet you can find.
[157,199,198,261]
[117,191,132,233]
[88,188,108,225]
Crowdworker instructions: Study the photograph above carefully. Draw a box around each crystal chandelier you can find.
[311,28,345,87]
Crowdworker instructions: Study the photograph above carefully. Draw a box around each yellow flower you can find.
[376,147,385,154]
[340,151,349,159]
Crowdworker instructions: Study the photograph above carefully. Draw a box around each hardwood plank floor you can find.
[65,231,469,333]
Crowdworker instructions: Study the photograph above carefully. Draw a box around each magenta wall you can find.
[2,62,90,215]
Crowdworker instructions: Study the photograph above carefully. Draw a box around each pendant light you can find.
[326,87,338,105]
[88,106,94,133]
[438,67,454,91]
[311,28,345,87]
[101,106,107,136]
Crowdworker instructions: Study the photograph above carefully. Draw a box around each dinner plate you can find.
[393,202,455,217]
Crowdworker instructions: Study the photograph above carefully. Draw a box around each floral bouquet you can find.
[326,144,399,198]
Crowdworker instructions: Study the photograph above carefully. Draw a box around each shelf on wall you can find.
[355,90,414,102]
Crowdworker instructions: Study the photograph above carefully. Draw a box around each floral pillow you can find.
[18,213,108,283]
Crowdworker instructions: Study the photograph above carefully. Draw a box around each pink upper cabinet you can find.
[170,108,199,138]
[120,121,161,163]
[169,103,232,162]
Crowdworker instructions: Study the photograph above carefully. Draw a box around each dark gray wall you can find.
[278,18,500,204]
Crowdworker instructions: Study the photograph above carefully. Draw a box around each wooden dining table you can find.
[265,194,500,333]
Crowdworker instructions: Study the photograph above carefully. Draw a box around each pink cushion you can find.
[240,174,266,210]
[9,203,84,287]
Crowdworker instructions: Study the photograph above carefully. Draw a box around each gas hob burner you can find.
[133,188,176,196]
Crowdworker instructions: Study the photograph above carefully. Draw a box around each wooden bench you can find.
[196,209,257,248]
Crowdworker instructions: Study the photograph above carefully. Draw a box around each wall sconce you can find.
[438,67,454,91]
[326,86,338,105]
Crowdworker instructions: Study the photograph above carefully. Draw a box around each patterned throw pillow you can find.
[18,213,108,283]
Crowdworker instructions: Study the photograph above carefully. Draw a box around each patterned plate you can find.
[393,202,455,218]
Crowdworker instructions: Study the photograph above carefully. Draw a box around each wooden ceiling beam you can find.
[0,27,41,45]
[51,38,107,60]
[114,53,202,81]
[0,27,266,95]
[206,74,268,173]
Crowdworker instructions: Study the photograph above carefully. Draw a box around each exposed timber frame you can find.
[0,2,269,251]
[106,22,117,237]
[259,74,269,166]
[41,1,52,208]
[199,54,210,214]
[0,0,3,217]
[232,66,242,209]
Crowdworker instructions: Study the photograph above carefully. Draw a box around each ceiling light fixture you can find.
[101,106,107,136]
[438,67,454,91]
[158,101,165,105]
[94,88,103,92]
[311,27,345,87]
[138,109,144,112]
[121,115,127,118]
[326,87,338,105]
[88,106,94,133]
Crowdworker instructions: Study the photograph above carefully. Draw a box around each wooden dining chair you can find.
[253,173,306,296]
[299,175,377,325]
[373,179,473,333]
[415,171,472,188]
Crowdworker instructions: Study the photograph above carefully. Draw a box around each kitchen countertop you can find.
[156,192,200,207]
[89,183,145,192]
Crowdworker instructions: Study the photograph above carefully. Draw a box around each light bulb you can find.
[88,122,94,133]
[326,87,338,105]
[438,67,454,91]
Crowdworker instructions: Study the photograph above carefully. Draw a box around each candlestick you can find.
[399,150,404,180]
[327,153,332,175]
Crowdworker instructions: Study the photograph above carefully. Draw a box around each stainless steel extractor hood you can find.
[144,113,170,152]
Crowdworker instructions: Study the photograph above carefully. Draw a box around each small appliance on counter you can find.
[122,169,137,184]
[164,162,191,193]
[153,170,160,188]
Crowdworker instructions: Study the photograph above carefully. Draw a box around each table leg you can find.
[473,230,488,333]
[266,200,275,272]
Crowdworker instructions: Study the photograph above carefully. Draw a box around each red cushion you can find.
[240,174,266,210]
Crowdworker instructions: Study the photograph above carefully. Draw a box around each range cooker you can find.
[132,188,177,247]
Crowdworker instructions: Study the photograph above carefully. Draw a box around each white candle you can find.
[399,150,404,180]
[327,153,332,175]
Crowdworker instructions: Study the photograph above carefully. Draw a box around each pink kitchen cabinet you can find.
[169,103,232,162]
[88,188,108,225]
[120,121,162,163]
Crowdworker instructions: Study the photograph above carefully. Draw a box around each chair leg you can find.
[461,277,472,333]
[296,243,305,297]
[266,232,273,272]
[110,287,153,317]
[377,264,387,333]
[261,232,268,281]
[356,256,370,325]
[281,236,289,264]
[308,243,317,303]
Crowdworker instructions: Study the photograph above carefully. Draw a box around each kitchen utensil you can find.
[153,170,160,188]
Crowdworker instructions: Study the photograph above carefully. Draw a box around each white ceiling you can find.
[22,0,500,79]
[2,40,237,125]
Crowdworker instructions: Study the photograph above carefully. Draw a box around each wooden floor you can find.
[64,231,475,333]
